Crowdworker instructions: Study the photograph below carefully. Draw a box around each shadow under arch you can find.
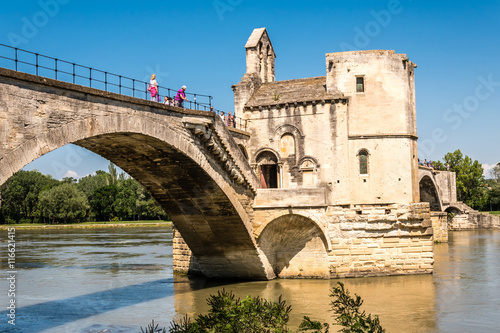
[419,175,442,212]
[257,213,330,278]
[444,206,462,215]
[1,114,269,279]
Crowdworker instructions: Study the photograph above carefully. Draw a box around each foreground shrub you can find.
[140,282,384,333]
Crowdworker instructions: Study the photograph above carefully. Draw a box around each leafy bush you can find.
[168,289,291,333]
[140,319,166,333]
[329,282,385,333]
[140,283,384,333]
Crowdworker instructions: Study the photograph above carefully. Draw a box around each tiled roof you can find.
[245,76,341,107]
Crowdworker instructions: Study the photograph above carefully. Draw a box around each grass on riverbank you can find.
[481,211,500,216]
[0,220,172,229]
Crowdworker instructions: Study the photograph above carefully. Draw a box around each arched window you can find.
[279,134,295,158]
[359,150,369,175]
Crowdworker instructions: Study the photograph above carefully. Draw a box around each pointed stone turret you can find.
[232,28,276,116]
[245,27,276,83]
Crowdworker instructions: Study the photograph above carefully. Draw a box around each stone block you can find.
[401,247,423,253]
[350,248,373,255]
[383,237,400,243]
[403,265,419,270]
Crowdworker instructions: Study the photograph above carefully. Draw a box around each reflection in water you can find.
[0,227,498,333]
[433,231,500,332]
[172,274,438,332]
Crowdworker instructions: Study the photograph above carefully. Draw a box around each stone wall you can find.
[173,201,435,279]
[172,226,201,275]
[450,212,500,230]
[434,170,457,204]
[327,202,433,278]
[431,212,448,243]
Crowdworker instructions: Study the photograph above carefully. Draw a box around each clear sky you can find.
[1,0,499,179]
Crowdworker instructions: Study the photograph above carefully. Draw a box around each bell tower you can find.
[245,27,276,83]
[233,28,276,115]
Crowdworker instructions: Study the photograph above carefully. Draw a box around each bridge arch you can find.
[444,206,462,215]
[257,213,330,278]
[0,69,272,279]
[419,174,442,212]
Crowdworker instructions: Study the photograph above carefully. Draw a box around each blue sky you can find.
[1,0,499,179]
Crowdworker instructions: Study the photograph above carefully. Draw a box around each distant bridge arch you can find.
[419,174,442,212]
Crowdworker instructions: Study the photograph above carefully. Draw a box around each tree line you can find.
[432,149,500,211]
[1,150,498,224]
[0,163,167,224]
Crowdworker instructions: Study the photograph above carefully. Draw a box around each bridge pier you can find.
[173,201,434,279]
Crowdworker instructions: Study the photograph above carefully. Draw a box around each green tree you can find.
[432,160,446,171]
[108,163,118,185]
[90,184,119,221]
[491,163,500,182]
[136,184,165,220]
[0,170,59,223]
[487,186,500,211]
[38,183,89,223]
[77,171,109,202]
[114,178,139,220]
[486,164,500,211]
[442,150,486,209]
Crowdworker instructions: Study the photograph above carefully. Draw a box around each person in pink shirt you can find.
[174,85,188,107]
[149,74,158,101]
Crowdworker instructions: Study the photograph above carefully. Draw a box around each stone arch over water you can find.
[257,213,329,278]
[0,68,273,279]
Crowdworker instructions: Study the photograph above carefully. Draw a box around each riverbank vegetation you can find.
[433,150,499,211]
[0,220,171,229]
[140,282,385,333]
[0,163,167,224]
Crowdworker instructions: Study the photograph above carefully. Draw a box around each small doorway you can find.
[260,164,278,188]
[256,151,280,189]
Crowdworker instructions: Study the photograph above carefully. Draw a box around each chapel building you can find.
[232,28,419,207]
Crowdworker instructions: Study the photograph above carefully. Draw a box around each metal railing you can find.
[215,110,247,131]
[0,43,214,111]
[0,43,249,131]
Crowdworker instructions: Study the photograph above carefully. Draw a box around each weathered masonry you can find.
[226,27,435,278]
[1,28,498,280]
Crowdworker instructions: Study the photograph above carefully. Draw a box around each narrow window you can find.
[359,150,368,175]
[301,160,315,186]
[356,76,364,93]
[279,134,295,157]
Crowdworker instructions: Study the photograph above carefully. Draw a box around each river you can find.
[0,227,499,333]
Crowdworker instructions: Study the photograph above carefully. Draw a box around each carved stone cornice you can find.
[185,123,256,193]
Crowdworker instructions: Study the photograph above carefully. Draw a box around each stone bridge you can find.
[418,166,455,212]
[419,165,499,235]
[0,67,276,280]
[3,65,497,281]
